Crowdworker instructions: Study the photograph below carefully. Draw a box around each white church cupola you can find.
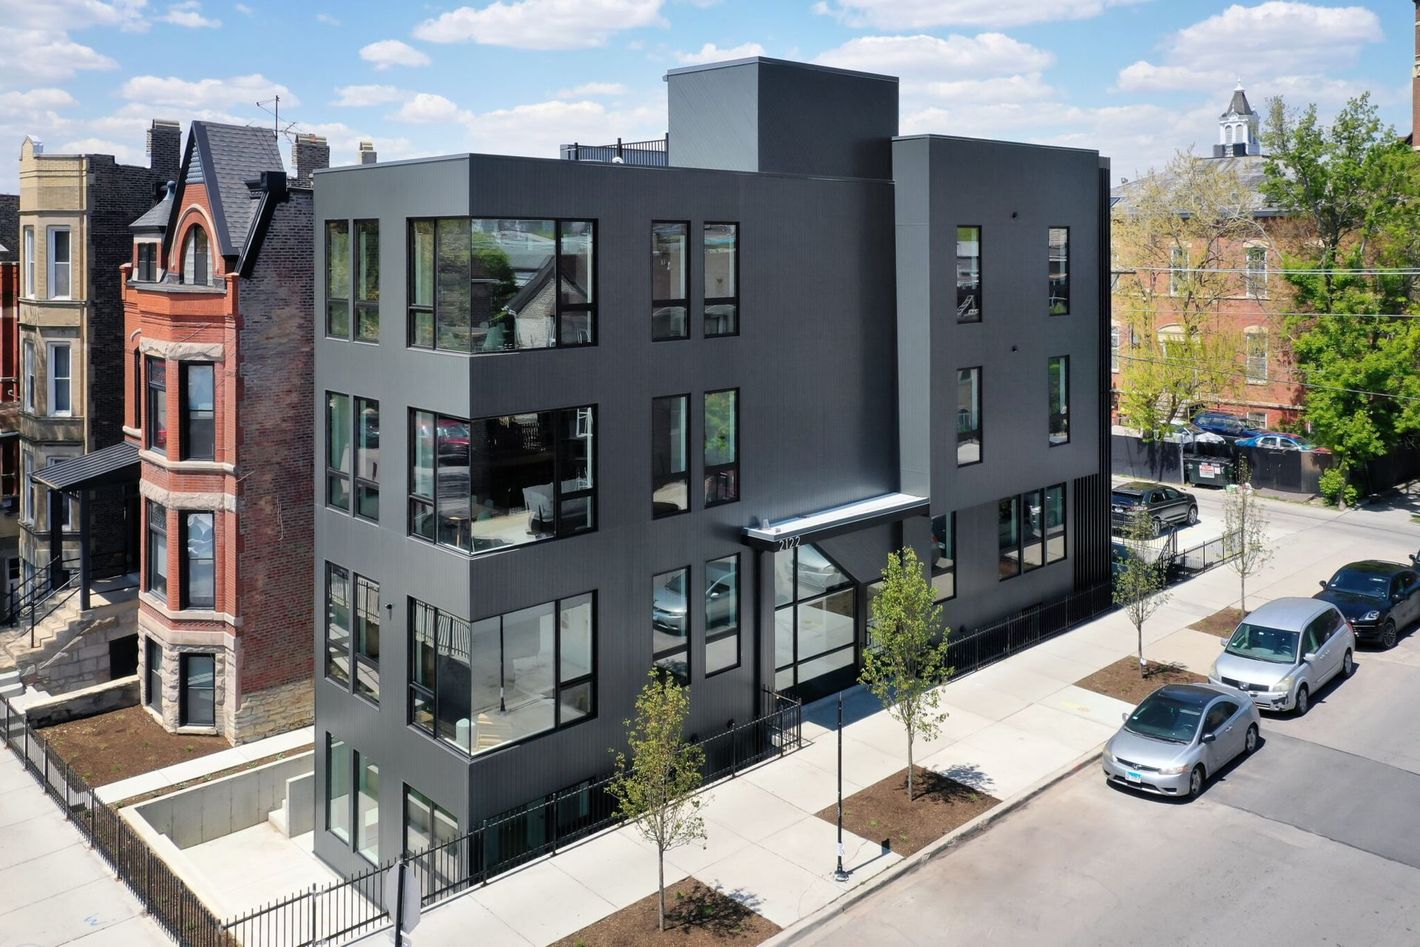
[1213,81,1260,157]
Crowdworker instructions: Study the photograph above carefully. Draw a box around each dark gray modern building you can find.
[312,57,1111,875]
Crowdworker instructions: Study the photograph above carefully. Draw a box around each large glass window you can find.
[147,357,167,452]
[326,392,351,511]
[704,389,738,506]
[326,735,351,843]
[326,221,351,338]
[956,226,981,322]
[931,513,955,601]
[147,501,168,600]
[1000,484,1066,579]
[181,512,215,609]
[409,593,594,756]
[136,242,158,282]
[355,397,380,521]
[404,786,459,856]
[774,544,856,693]
[652,394,688,517]
[1045,483,1067,564]
[1048,355,1069,446]
[998,496,1021,579]
[1048,227,1069,315]
[410,218,595,353]
[652,222,688,340]
[181,363,215,460]
[357,754,380,864]
[652,567,690,684]
[705,555,739,675]
[354,220,380,343]
[47,342,71,417]
[179,653,215,727]
[408,405,595,555]
[354,574,380,704]
[23,227,34,297]
[1245,328,1268,384]
[1022,489,1045,572]
[704,223,738,336]
[957,367,981,466]
[48,227,71,299]
[325,563,351,687]
[326,563,378,704]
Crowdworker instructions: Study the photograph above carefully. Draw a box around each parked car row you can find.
[1103,550,1420,800]
[1190,409,1329,453]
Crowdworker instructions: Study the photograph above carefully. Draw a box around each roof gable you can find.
[177,122,283,259]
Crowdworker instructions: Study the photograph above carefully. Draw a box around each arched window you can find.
[182,225,211,286]
[1244,327,1268,384]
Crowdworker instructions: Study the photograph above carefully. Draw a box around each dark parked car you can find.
[1111,481,1199,535]
[1314,560,1420,649]
[1192,410,1263,440]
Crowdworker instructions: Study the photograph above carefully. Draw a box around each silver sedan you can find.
[1102,682,1261,799]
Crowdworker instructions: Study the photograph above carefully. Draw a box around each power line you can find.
[1114,351,1420,404]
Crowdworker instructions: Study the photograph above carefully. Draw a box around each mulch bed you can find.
[39,705,230,786]
[550,878,780,947]
[814,765,999,857]
[1076,656,1207,705]
[1190,607,1246,638]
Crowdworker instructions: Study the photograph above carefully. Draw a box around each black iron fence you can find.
[948,581,1116,677]
[560,135,669,167]
[0,693,231,947]
[1161,528,1241,580]
[222,691,801,946]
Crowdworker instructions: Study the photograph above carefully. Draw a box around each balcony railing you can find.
[560,135,669,167]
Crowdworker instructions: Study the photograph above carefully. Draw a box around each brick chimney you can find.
[147,119,181,179]
[358,140,378,165]
[292,133,330,186]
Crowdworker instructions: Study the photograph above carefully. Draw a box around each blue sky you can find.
[0,1,1413,192]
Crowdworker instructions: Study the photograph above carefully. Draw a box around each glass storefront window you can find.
[774,544,858,696]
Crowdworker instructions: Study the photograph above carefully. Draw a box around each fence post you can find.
[308,882,317,945]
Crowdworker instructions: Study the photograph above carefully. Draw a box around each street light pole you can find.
[834,691,848,882]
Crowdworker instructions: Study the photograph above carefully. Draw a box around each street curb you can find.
[760,743,1105,946]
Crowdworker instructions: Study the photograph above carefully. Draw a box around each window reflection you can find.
[931,513,955,601]
[704,223,738,337]
[652,567,690,685]
[705,555,739,675]
[774,544,858,693]
[957,367,981,466]
[999,496,1020,579]
[1048,227,1069,315]
[652,395,688,517]
[1022,489,1044,571]
[957,226,981,322]
[652,222,688,340]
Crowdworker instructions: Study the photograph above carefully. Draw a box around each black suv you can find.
[1315,559,1420,649]
[1191,410,1263,440]
[1110,481,1199,535]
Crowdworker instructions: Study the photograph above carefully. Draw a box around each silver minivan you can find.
[1209,597,1355,715]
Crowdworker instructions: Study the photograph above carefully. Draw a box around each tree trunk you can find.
[1241,572,1247,613]
[906,731,914,801]
[657,846,666,931]
[1138,622,1145,678]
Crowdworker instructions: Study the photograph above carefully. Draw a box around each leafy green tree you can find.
[1222,460,1273,612]
[609,671,707,931]
[860,547,952,800]
[1113,506,1171,678]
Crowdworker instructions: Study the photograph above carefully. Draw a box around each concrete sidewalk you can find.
[356,493,1417,947]
[0,747,170,945]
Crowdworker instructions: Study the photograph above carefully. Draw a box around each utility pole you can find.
[834,692,848,882]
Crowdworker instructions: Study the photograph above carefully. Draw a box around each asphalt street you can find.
[793,491,1420,947]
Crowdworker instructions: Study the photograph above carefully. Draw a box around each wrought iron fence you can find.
[222,690,801,946]
[1167,529,1241,579]
[0,693,231,946]
[948,581,1116,677]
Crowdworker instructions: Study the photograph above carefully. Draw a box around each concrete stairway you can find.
[0,668,22,701]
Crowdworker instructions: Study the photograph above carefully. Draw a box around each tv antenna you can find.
[256,95,301,141]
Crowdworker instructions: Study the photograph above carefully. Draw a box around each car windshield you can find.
[1326,569,1389,599]
[1225,622,1300,664]
[1111,492,1143,506]
[1123,694,1203,744]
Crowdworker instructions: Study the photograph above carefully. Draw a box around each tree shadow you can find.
[664,883,765,937]
[932,761,995,796]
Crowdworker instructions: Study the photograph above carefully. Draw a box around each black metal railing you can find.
[1165,529,1241,580]
[5,554,84,640]
[948,581,1116,677]
[0,693,231,946]
[222,690,801,946]
[561,135,669,167]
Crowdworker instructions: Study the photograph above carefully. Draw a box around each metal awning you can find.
[741,492,929,551]
[33,442,140,491]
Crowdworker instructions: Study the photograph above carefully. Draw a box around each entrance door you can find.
[773,543,859,701]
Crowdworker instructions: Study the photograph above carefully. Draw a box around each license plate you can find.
[1125,771,1143,783]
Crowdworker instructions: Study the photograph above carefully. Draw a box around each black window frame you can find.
[136,242,158,282]
[999,482,1068,581]
[324,562,352,688]
[1045,482,1067,565]
[146,500,168,599]
[703,388,738,507]
[326,391,352,512]
[326,220,351,339]
[651,220,690,341]
[180,362,216,461]
[773,544,858,693]
[1048,355,1070,446]
[998,495,1021,580]
[653,565,692,686]
[957,366,982,467]
[704,554,740,677]
[179,510,216,610]
[703,221,739,338]
[353,573,381,704]
[145,636,162,710]
[178,652,216,727]
[353,218,380,344]
[1048,226,1070,316]
[146,356,167,453]
[931,512,956,602]
[405,217,598,353]
[956,225,982,323]
[651,393,690,518]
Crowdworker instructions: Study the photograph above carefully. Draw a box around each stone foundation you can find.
[28,606,140,695]
[231,678,313,744]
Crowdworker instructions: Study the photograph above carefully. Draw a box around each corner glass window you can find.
[356,755,380,864]
[410,218,596,352]
[956,226,981,322]
[1048,355,1069,446]
[181,363,215,461]
[181,511,215,609]
[354,220,380,343]
[704,389,738,506]
[147,357,167,453]
[1048,227,1069,315]
[705,555,739,675]
[957,367,981,466]
[652,394,688,517]
[653,567,690,685]
[179,653,215,727]
[704,222,738,337]
[404,786,459,856]
[652,222,688,340]
[326,221,351,338]
[326,391,351,511]
[931,513,955,601]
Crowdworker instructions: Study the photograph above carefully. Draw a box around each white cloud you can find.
[0,88,78,111]
[316,12,340,26]
[466,97,664,156]
[1117,2,1381,94]
[553,81,629,98]
[0,0,149,32]
[0,29,117,85]
[55,136,144,164]
[120,74,298,109]
[235,2,252,13]
[815,33,1052,81]
[813,0,1146,30]
[413,0,665,50]
[360,39,431,70]
[674,41,765,64]
[392,93,474,125]
[161,1,220,27]
[332,84,411,107]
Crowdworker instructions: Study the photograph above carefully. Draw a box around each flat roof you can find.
[664,56,897,84]
[893,133,1101,159]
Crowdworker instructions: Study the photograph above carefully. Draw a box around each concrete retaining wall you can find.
[132,751,314,849]
[26,675,139,728]
[285,769,315,836]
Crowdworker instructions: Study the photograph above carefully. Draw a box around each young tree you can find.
[860,547,952,801]
[1223,459,1274,612]
[1112,151,1265,432]
[1113,506,1172,678]
[609,671,707,931]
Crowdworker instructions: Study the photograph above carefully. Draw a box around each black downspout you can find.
[79,489,90,611]
[47,488,62,589]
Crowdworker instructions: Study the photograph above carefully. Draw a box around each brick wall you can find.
[0,194,18,261]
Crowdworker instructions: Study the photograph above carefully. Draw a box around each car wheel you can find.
[1342,649,1354,679]
[1186,505,1199,526]
[1381,620,1398,650]
[1244,724,1258,755]
[1187,765,1206,799]
[1294,684,1310,717]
